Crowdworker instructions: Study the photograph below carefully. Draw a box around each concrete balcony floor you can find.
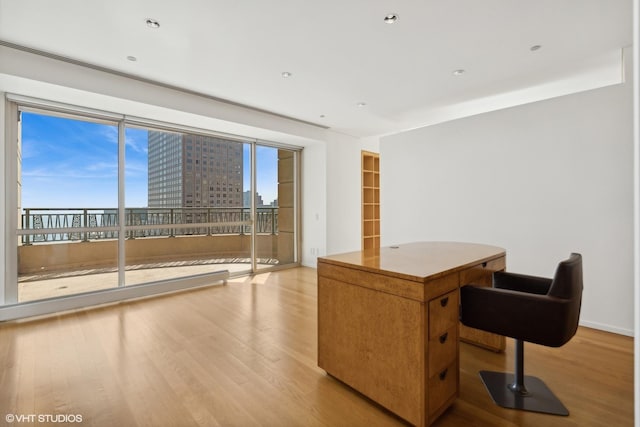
[18,258,275,303]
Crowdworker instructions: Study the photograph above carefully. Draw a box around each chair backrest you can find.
[547,253,583,345]
[548,253,583,299]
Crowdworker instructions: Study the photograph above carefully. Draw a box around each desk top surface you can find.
[318,241,505,282]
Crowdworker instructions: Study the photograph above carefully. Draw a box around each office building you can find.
[148,131,243,208]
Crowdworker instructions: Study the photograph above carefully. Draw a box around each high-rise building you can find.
[148,131,243,208]
[243,191,265,207]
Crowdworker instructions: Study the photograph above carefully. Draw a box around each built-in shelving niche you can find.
[362,151,380,251]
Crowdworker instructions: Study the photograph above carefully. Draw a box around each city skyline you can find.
[19,112,280,209]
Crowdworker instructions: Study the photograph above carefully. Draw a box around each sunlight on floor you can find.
[18,262,271,302]
[250,272,272,285]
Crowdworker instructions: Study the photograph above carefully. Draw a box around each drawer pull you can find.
[482,261,488,268]
[439,332,448,344]
[440,296,449,307]
[439,368,448,381]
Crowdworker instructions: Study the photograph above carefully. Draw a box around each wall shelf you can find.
[362,151,380,251]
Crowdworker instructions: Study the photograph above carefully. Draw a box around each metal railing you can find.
[21,207,278,245]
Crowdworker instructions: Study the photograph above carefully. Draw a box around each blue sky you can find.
[20,112,279,209]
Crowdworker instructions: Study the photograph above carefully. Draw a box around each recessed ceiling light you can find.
[357,102,367,107]
[126,56,137,62]
[281,71,292,78]
[452,69,465,76]
[146,18,160,29]
[530,45,542,51]
[384,14,399,24]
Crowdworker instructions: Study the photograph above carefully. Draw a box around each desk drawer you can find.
[428,326,457,377]
[428,360,458,417]
[460,257,506,285]
[428,290,458,338]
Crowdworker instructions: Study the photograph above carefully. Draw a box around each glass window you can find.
[17,111,119,302]
[125,129,252,285]
[7,101,300,314]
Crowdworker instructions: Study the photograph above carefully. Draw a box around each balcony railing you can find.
[21,207,278,245]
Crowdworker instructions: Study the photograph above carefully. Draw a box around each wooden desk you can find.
[317,242,506,426]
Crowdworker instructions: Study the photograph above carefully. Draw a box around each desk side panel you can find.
[318,273,425,426]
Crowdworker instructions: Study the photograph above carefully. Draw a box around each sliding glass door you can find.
[6,99,300,311]
[17,111,120,302]
[124,127,253,286]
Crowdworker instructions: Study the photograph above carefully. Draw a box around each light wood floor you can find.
[0,267,633,426]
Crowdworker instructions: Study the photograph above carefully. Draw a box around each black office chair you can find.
[460,253,583,416]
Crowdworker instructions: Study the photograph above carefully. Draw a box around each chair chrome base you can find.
[479,371,569,416]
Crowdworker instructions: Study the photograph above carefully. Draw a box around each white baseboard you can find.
[580,319,634,337]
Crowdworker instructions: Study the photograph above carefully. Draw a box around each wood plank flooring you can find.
[0,267,633,426]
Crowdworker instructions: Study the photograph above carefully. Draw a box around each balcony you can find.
[18,207,292,302]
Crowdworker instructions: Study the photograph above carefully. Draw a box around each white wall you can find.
[301,140,327,267]
[381,61,634,335]
[301,130,372,265]
[320,135,380,258]
[325,133,363,255]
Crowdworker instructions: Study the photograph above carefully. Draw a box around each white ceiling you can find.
[0,0,633,138]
